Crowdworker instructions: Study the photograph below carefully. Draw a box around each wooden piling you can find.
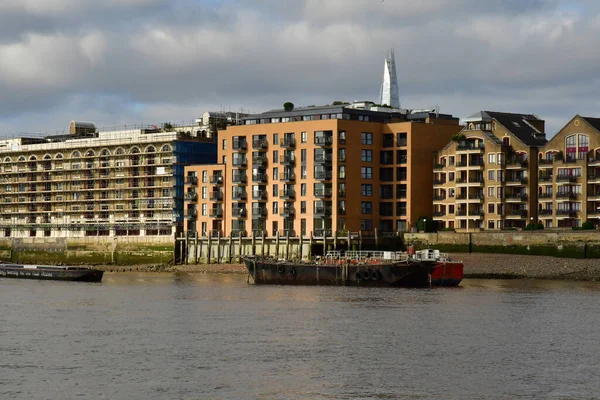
[184,233,189,265]
[285,230,290,260]
[194,232,199,264]
[207,234,212,264]
[217,231,222,264]
[228,234,233,263]
[275,231,280,259]
[251,231,256,256]
[239,231,244,263]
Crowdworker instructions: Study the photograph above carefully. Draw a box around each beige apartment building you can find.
[184,102,462,237]
[433,111,547,231]
[0,121,217,238]
[537,115,600,228]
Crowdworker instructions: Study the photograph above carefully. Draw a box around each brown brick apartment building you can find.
[538,115,600,228]
[433,111,547,231]
[184,102,461,237]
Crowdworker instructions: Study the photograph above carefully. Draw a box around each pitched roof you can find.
[484,111,547,146]
[582,116,600,132]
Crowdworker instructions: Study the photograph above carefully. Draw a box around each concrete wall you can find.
[0,237,174,265]
[405,231,600,258]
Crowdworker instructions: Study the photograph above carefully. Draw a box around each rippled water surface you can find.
[1,274,600,400]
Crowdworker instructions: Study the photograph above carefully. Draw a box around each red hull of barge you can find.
[431,262,463,287]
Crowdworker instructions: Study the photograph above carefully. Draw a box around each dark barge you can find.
[0,264,104,282]
[244,250,462,288]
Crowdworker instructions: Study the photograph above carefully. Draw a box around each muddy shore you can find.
[96,253,600,281]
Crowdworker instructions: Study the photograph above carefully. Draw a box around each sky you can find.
[0,0,599,137]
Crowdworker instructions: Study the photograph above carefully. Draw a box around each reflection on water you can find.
[1,274,599,400]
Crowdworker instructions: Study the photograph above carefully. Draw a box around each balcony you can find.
[589,156,600,166]
[556,175,578,183]
[278,229,296,237]
[315,153,333,164]
[469,159,485,168]
[433,179,447,186]
[185,176,198,185]
[232,208,247,218]
[232,158,247,168]
[506,159,528,169]
[455,161,467,168]
[539,159,555,166]
[280,155,296,166]
[556,192,578,200]
[252,190,268,201]
[280,189,295,200]
[209,208,223,218]
[233,141,247,151]
[539,209,553,216]
[314,171,332,181]
[506,177,528,185]
[185,209,197,219]
[457,144,484,152]
[505,193,528,202]
[433,211,446,217]
[232,191,247,201]
[314,229,332,237]
[433,195,446,201]
[279,208,295,217]
[210,175,223,185]
[338,190,346,198]
[252,173,267,183]
[281,137,296,149]
[433,163,446,170]
[210,191,223,201]
[252,155,268,167]
[314,206,332,216]
[184,192,198,202]
[539,175,553,183]
[314,136,333,146]
[314,188,333,198]
[507,210,528,218]
[252,208,267,218]
[252,139,268,150]
[232,174,247,184]
[281,173,296,183]
[556,210,578,218]
[539,193,553,200]
[338,207,346,215]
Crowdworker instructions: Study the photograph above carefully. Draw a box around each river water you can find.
[1,274,599,400]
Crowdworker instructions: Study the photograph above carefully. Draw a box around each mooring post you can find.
[179,233,184,264]
[251,231,256,256]
[375,228,379,250]
[309,231,313,258]
[184,232,189,265]
[359,230,363,252]
[323,231,327,256]
[217,231,222,264]
[347,231,351,252]
[261,230,266,256]
[285,230,290,260]
[207,233,212,264]
[228,234,233,263]
[334,230,338,252]
[275,230,280,259]
[299,234,304,260]
[194,231,199,264]
[239,231,244,263]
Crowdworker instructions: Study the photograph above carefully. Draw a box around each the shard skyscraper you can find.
[379,49,400,109]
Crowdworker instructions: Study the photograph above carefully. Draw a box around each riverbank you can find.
[95,253,600,281]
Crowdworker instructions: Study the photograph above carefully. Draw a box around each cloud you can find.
[0,0,599,137]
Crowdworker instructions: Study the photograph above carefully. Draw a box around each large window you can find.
[361,184,372,196]
[361,167,372,179]
[578,135,589,160]
[361,132,373,145]
[361,202,372,214]
[565,134,577,161]
[361,150,373,162]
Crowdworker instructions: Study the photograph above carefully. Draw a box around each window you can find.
[301,149,306,163]
[273,133,279,145]
[301,184,306,196]
[301,166,307,179]
[488,203,495,214]
[449,172,455,182]
[273,150,278,162]
[338,131,346,144]
[488,220,495,230]
[338,148,346,162]
[488,153,496,164]
[301,132,307,143]
[222,155,226,164]
[339,166,345,179]
[360,219,373,231]
[202,187,207,199]
[488,187,495,197]
[497,153,504,165]
[361,184,373,196]
[273,184,278,197]
[202,204,207,216]
[361,150,373,162]
[361,202,372,214]
[301,219,306,236]
[361,132,373,145]
[361,167,372,179]
[396,132,407,146]
[273,167,279,180]
[488,170,495,181]
[222,139,227,150]
[272,202,278,214]
[301,201,306,214]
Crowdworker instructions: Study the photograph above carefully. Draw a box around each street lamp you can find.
[422,218,426,233]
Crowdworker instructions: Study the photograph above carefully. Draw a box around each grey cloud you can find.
[0,0,599,137]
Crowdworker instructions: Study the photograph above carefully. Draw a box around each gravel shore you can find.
[97,253,600,281]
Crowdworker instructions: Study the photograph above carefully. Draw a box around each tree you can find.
[283,102,294,112]
[332,100,349,106]
[451,132,466,143]
[163,122,174,132]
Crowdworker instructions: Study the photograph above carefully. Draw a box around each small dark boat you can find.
[0,264,104,282]
[244,249,462,288]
